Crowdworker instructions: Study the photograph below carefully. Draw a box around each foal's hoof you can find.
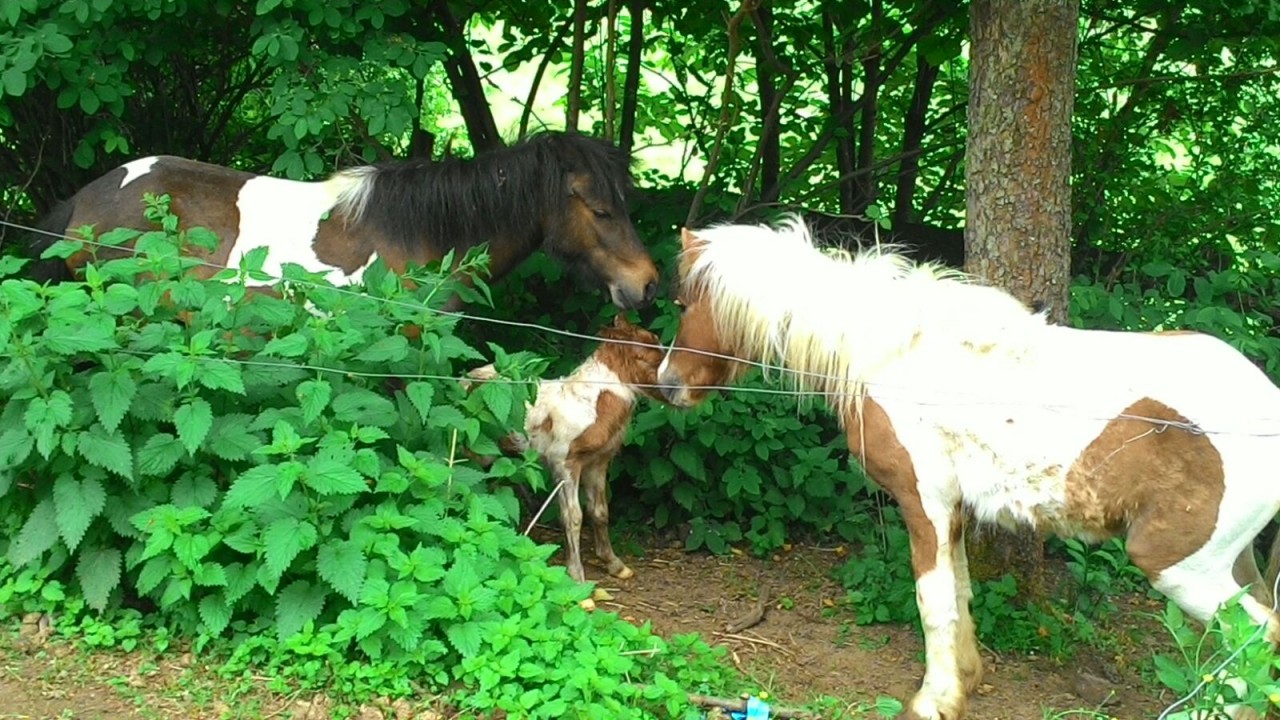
[612,564,634,580]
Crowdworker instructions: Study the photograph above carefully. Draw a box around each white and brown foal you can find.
[655,217,1280,720]
[468,315,667,590]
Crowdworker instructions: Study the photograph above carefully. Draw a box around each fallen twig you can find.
[630,685,820,719]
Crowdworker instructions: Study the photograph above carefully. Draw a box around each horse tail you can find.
[1263,528,1280,606]
[23,200,76,284]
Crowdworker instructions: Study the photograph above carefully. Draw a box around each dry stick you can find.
[522,478,568,536]
[684,0,758,228]
[630,686,818,719]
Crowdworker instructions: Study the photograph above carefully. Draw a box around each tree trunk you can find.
[603,0,619,141]
[566,0,590,132]
[619,0,646,156]
[822,11,856,214]
[432,1,502,152]
[963,0,1080,596]
[893,52,940,227]
[755,3,780,199]
[854,0,882,211]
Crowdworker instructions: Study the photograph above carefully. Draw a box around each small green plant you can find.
[0,198,742,718]
[832,510,919,626]
[1152,594,1280,718]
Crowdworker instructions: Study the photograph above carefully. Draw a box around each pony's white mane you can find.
[330,166,378,225]
[684,216,1045,416]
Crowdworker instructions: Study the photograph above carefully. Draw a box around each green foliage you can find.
[1153,595,1280,718]
[0,205,740,717]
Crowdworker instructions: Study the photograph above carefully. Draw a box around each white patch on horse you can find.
[119,157,159,188]
[229,174,377,287]
[524,358,634,460]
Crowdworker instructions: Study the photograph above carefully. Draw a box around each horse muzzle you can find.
[609,279,659,310]
[657,368,697,408]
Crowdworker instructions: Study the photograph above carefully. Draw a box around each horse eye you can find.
[592,208,611,219]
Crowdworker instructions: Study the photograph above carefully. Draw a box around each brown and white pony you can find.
[654,217,1280,720]
[25,132,660,310]
[466,315,667,592]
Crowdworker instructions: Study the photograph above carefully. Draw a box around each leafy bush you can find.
[0,197,738,717]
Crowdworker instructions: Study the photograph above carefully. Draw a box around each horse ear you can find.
[680,227,701,252]
[566,172,589,198]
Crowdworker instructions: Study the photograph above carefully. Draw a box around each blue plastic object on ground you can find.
[725,696,771,720]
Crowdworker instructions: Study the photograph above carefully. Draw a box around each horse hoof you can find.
[613,565,634,580]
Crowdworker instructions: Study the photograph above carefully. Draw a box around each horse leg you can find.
[1131,519,1280,720]
[950,511,984,695]
[582,460,632,580]
[1234,543,1273,609]
[552,461,586,584]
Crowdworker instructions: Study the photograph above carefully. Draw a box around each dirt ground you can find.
[0,534,1184,720]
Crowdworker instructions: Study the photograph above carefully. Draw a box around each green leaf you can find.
[445,620,485,658]
[317,539,367,604]
[331,389,398,427]
[25,390,74,434]
[76,546,122,612]
[136,556,171,596]
[8,498,58,566]
[1,67,26,96]
[223,464,279,509]
[479,383,513,423]
[276,579,327,640]
[198,593,233,636]
[137,433,185,476]
[405,382,434,423]
[89,370,136,434]
[263,517,316,577]
[77,425,134,480]
[208,414,261,460]
[296,379,332,425]
[262,334,309,358]
[355,335,410,363]
[196,359,246,395]
[172,472,218,509]
[0,428,34,469]
[42,321,116,354]
[305,456,367,496]
[54,474,107,551]
[670,443,705,481]
[174,398,213,455]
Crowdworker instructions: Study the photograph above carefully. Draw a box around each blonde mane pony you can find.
[681,216,1046,417]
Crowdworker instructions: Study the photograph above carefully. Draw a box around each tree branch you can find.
[685,0,757,227]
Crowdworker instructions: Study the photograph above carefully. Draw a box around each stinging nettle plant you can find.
[0,194,736,718]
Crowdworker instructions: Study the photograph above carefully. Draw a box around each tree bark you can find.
[604,0,620,141]
[963,0,1080,595]
[432,0,502,152]
[566,0,590,132]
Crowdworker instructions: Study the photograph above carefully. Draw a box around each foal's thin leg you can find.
[950,512,983,694]
[582,461,633,579]
[552,462,586,583]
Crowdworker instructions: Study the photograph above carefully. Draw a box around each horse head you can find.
[542,134,659,310]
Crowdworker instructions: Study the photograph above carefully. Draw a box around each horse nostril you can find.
[643,280,658,303]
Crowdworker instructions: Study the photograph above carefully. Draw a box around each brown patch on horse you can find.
[567,392,632,469]
[313,209,379,273]
[1065,397,1224,578]
[594,315,666,401]
[845,397,940,577]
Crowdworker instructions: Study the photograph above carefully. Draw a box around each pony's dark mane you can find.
[346,131,635,260]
